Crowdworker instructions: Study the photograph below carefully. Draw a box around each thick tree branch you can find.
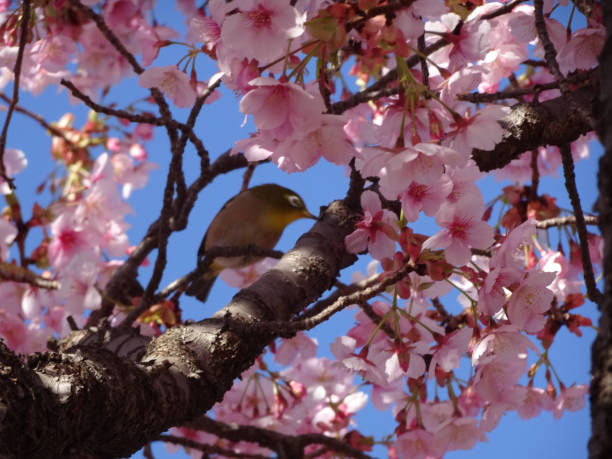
[0,194,360,458]
[590,2,612,457]
[471,84,596,172]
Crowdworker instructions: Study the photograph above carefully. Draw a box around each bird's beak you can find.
[303,209,317,219]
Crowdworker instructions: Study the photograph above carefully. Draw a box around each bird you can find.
[185,183,316,302]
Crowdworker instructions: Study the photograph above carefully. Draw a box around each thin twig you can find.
[142,443,155,459]
[158,435,270,459]
[457,70,593,103]
[330,37,450,114]
[0,263,61,290]
[535,214,598,229]
[0,94,80,149]
[185,416,375,459]
[481,0,529,20]
[533,0,594,128]
[241,163,256,191]
[233,259,416,338]
[0,0,31,190]
[559,143,602,304]
[357,300,397,339]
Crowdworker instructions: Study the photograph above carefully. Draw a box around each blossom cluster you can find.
[0,112,158,352]
[0,0,603,457]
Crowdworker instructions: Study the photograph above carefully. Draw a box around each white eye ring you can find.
[288,195,302,208]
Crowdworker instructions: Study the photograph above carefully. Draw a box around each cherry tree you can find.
[0,0,610,458]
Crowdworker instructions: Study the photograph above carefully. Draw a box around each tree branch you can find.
[0,0,31,190]
[471,85,596,172]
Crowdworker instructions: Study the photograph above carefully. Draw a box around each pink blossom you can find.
[533,17,568,62]
[0,148,27,194]
[474,358,526,401]
[428,327,472,377]
[129,143,148,161]
[399,175,453,222]
[558,26,605,74]
[478,266,520,316]
[0,282,22,316]
[48,209,96,269]
[218,57,260,93]
[78,160,133,226]
[458,385,486,416]
[420,401,454,433]
[479,387,526,432]
[138,66,196,108]
[58,252,102,315]
[506,271,555,333]
[0,310,28,352]
[345,191,398,260]
[423,199,494,266]
[357,143,463,199]
[219,257,278,289]
[78,23,132,87]
[472,325,538,368]
[266,115,356,172]
[490,219,536,271]
[220,0,304,64]
[102,220,130,257]
[30,35,77,73]
[539,250,582,300]
[553,384,588,419]
[330,335,376,377]
[274,331,317,366]
[281,356,357,402]
[516,386,554,419]
[368,338,428,383]
[133,124,153,142]
[439,66,483,106]
[406,272,452,300]
[186,15,221,50]
[446,105,510,155]
[110,153,159,198]
[239,77,324,140]
[426,13,491,70]
[445,163,483,205]
[312,392,367,434]
[394,429,441,459]
[435,417,486,452]
[0,219,17,261]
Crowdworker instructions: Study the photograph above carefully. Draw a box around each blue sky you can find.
[1,2,600,458]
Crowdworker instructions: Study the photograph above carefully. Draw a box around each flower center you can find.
[247,5,273,29]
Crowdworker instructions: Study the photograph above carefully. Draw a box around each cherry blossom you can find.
[423,199,494,266]
[219,0,304,64]
[553,384,588,419]
[0,148,27,194]
[239,77,324,140]
[506,271,555,333]
[345,190,398,260]
[0,1,601,456]
[0,219,17,260]
[138,65,196,108]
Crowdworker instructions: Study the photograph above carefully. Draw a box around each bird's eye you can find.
[288,195,302,208]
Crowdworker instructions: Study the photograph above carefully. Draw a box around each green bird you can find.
[185,184,316,302]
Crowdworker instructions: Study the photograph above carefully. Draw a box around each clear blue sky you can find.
[2,2,599,458]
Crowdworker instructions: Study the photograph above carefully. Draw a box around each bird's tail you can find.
[185,272,218,302]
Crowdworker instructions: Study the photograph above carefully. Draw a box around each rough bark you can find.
[0,199,358,458]
[472,83,597,172]
[590,2,612,457]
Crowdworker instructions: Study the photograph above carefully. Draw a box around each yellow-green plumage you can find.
[185,184,315,302]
